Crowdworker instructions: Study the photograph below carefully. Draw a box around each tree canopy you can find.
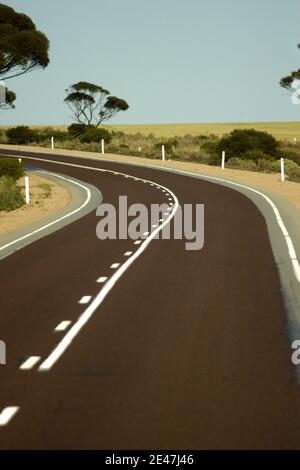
[64,81,129,128]
[0,3,49,80]
[280,44,300,93]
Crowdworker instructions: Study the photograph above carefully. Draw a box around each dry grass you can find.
[1,122,300,141]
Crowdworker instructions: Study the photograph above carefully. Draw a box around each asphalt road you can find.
[0,150,299,449]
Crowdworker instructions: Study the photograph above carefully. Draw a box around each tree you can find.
[64,81,129,129]
[0,4,49,80]
[280,44,300,93]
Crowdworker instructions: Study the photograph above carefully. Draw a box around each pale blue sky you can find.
[1,0,300,125]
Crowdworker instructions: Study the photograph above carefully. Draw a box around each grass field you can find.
[105,122,300,141]
[1,122,300,141]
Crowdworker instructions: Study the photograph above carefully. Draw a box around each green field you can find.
[1,122,300,141]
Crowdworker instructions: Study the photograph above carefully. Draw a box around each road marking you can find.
[143,232,150,236]
[96,276,108,283]
[124,251,133,256]
[55,321,71,332]
[152,224,158,228]
[0,172,91,254]
[36,171,179,371]
[16,153,298,283]
[110,263,120,269]
[20,356,41,370]
[0,407,19,426]
[78,296,92,304]
[134,240,142,245]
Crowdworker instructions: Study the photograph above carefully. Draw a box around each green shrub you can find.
[288,167,300,183]
[217,129,279,158]
[35,127,69,142]
[68,123,90,137]
[0,175,24,211]
[239,149,274,162]
[0,158,24,180]
[227,158,258,171]
[201,140,219,155]
[6,126,37,144]
[80,127,112,143]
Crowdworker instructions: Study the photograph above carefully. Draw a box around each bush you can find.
[217,129,279,158]
[0,176,24,211]
[288,167,300,183]
[239,149,275,162]
[80,127,112,143]
[0,158,24,180]
[68,123,90,137]
[227,158,258,171]
[6,126,37,144]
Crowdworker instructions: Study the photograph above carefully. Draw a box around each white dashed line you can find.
[96,276,108,283]
[78,296,92,305]
[20,356,41,370]
[15,156,179,372]
[55,321,71,332]
[143,232,150,236]
[124,251,133,256]
[0,407,19,426]
[110,263,120,269]
[152,224,158,228]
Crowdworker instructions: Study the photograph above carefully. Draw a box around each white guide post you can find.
[162,145,165,161]
[280,158,285,183]
[25,176,30,204]
[51,136,54,149]
[221,151,225,170]
[101,139,105,155]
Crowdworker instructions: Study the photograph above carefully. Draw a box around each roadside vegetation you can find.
[1,126,300,183]
[0,158,24,211]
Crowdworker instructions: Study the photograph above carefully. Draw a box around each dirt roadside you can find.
[0,172,70,235]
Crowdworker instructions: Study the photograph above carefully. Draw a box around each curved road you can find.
[0,150,299,449]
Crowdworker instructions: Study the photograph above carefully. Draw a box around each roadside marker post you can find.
[162,145,165,161]
[280,158,285,183]
[18,158,22,164]
[294,138,297,145]
[25,176,30,204]
[221,151,225,170]
[101,139,105,155]
[51,136,54,149]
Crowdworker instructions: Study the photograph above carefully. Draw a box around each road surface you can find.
[0,150,299,449]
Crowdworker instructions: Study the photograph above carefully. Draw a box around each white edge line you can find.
[6,153,299,283]
[0,171,91,253]
[169,168,300,283]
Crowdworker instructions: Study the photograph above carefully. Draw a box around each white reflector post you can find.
[51,136,54,149]
[162,145,165,161]
[280,158,285,183]
[25,176,30,204]
[101,139,104,155]
[221,151,225,170]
